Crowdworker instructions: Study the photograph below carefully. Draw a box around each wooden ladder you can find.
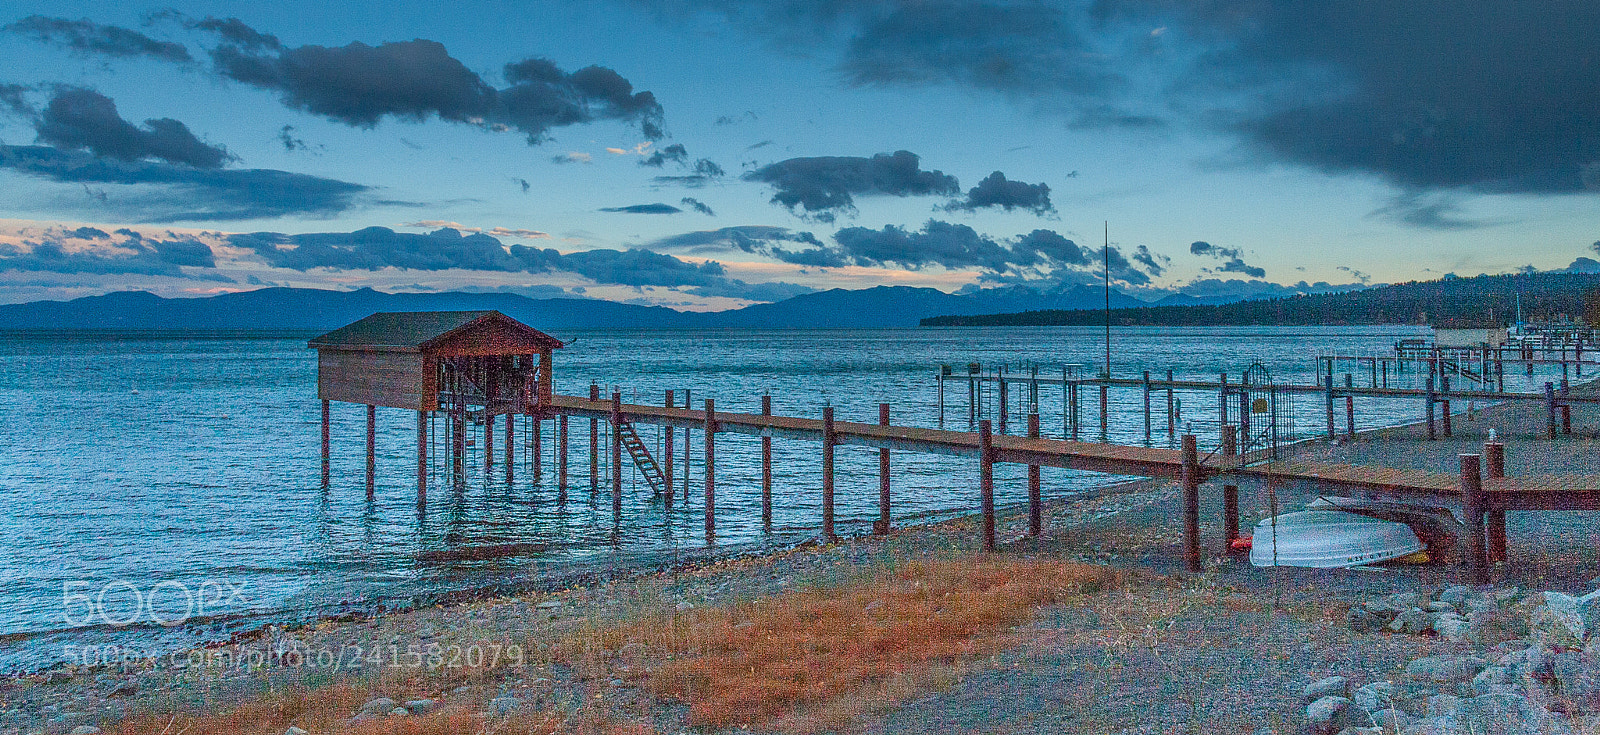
[615,420,666,495]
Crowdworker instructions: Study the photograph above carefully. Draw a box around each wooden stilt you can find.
[1441,377,1453,437]
[485,412,494,473]
[321,399,330,488]
[998,369,1009,434]
[557,414,568,501]
[1028,413,1042,536]
[365,404,376,499]
[876,402,891,535]
[1462,453,1488,585]
[1222,426,1239,551]
[704,398,716,543]
[1485,441,1507,563]
[611,392,623,526]
[663,391,675,509]
[507,413,517,485]
[1426,376,1437,441]
[1181,434,1201,572]
[683,389,692,498]
[761,395,772,530]
[528,415,538,483]
[452,399,464,486]
[1142,371,1152,444]
[1098,384,1108,442]
[822,406,835,540]
[979,419,995,552]
[1166,369,1175,443]
[416,410,427,503]
[589,384,599,492]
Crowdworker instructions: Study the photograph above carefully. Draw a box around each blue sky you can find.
[1,0,1596,307]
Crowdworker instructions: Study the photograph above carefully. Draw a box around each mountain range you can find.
[0,283,1156,331]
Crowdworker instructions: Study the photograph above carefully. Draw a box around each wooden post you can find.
[1069,380,1080,441]
[1181,434,1201,572]
[1485,441,1507,563]
[1425,376,1437,441]
[1344,375,1356,441]
[557,414,568,500]
[416,410,427,503]
[822,406,835,540]
[683,389,692,496]
[1098,384,1108,442]
[663,391,675,509]
[485,412,494,473]
[1441,376,1453,438]
[1324,374,1336,440]
[998,369,1009,434]
[365,404,376,499]
[321,399,331,488]
[1165,369,1175,442]
[589,384,599,493]
[1142,370,1152,445]
[1562,379,1572,435]
[937,367,945,426]
[968,365,977,426]
[1028,412,1042,537]
[761,395,772,530]
[525,415,536,483]
[611,393,623,526]
[1542,382,1555,438]
[1461,453,1488,585]
[1222,425,1239,551]
[876,402,891,535]
[704,398,716,543]
[1219,372,1230,430]
[508,413,518,485]
[979,419,995,552]
[452,399,465,486]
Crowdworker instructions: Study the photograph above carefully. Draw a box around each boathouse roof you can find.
[308,311,564,353]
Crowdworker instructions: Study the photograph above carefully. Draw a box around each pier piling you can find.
[365,404,376,499]
[589,384,599,493]
[1485,441,1507,563]
[1098,384,1108,442]
[664,391,675,508]
[980,419,995,552]
[415,410,427,502]
[321,399,330,488]
[611,393,623,526]
[1181,434,1201,572]
[822,406,835,540]
[1222,425,1239,551]
[876,402,891,535]
[762,395,772,530]
[705,398,716,543]
[1028,412,1042,537]
[1462,453,1488,585]
[558,415,568,501]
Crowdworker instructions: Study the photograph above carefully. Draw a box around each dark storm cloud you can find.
[946,171,1054,215]
[744,150,960,220]
[1189,240,1264,279]
[0,231,222,278]
[680,197,715,216]
[0,145,372,221]
[599,203,682,214]
[34,88,234,169]
[1013,229,1087,266]
[5,16,192,62]
[1368,193,1489,231]
[1131,244,1166,276]
[648,225,834,265]
[829,220,1131,279]
[191,18,663,143]
[1104,0,1600,195]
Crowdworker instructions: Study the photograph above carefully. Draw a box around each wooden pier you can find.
[308,311,1600,588]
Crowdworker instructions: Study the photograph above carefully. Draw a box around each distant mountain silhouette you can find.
[0,283,1150,331]
[921,273,1600,328]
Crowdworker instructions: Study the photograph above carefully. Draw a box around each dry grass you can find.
[559,555,1117,733]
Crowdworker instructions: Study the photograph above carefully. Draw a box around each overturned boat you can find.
[1249,498,1464,569]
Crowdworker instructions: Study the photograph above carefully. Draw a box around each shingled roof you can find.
[308,311,564,351]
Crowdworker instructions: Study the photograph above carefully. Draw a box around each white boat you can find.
[1249,510,1426,568]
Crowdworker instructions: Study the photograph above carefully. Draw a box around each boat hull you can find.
[1249,510,1425,568]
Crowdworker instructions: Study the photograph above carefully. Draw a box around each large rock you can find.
[1425,693,1462,718]
[1307,696,1371,735]
[1454,692,1565,735]
[1368,706,1411,732]
[1407,656,1488,684]
[1550,651,1600,712]
[1471,665,1515,695]
[1531,592,1586,647]
[1390,608,1433,635]
[1350,606,1391,633]
[1436,615,1472,643]
[1367,593,1422,616]
[1353,681,1399,713]
[1305,676,1351,704]
[357,697,398,717]
[1577,589,1600,642]
[1439,586,1472,608]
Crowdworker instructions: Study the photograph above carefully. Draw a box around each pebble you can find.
[357,697,397,716]
[1303,676,1350,703]
[1405,655,1487,684]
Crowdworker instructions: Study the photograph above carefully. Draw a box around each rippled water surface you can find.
[11,324,1549,670]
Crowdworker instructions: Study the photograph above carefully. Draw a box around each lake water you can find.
[6,324,1553,672]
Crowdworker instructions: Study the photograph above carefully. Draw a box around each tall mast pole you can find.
[1103,221,1111,379]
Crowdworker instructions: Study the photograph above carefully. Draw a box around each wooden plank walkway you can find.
[969,376,1600,403]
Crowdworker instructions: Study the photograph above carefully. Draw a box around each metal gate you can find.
[1238,362,1295,460]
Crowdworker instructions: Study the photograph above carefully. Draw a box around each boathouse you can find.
[308,310,564,494]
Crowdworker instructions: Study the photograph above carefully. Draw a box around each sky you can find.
[0,0,1597,308]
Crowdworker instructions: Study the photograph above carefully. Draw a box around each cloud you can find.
[190,18,663,142]
[599,203,682,214]
[0,84,35,118]
[485,227,549,240]
[550,152,591,164]
[830,220,1119,278]
[514,177,530,193]
[0,144,373,221]
[680,197,715,216]
[743,150,959,220]
[6,16,191,62]
[1132,244,1167,276]
[277,125,313,152]
[1189,240,1266,279]
[684,279,815,301]
[1013,229,1088,266]
[946,171,1054,215]
[1335,265,1372,284]
[640,143,688,167]
[1369,192,1492,230]
[648,225,823,251]
[34,88,234,169]
[400,221,550,239]
[0,231,222,278]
